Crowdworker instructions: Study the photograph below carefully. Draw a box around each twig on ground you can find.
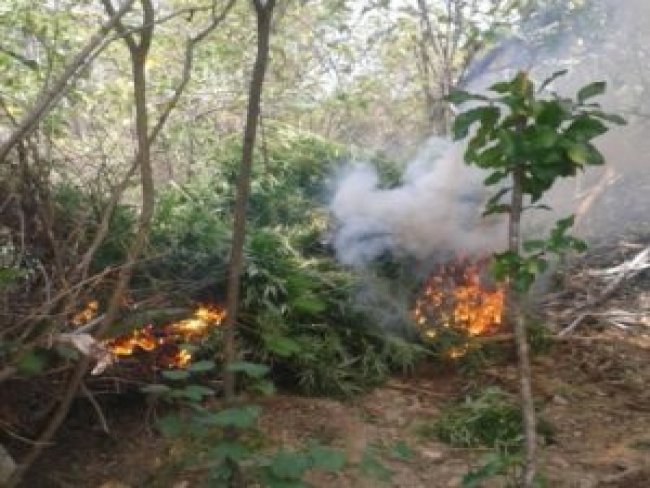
[558,246,650,336]
[80,382,110,434]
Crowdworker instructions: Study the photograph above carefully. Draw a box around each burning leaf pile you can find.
[65,303,227,371]
[413,258,505,341]
[104,305,226,368]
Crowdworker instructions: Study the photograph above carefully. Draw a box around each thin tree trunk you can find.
[0,0,136,163]
[509,122,537,487]
[223,0,276,401]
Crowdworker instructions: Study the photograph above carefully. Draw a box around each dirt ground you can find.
[18,327,650,488]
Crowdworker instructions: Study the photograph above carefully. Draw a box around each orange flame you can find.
[72,300,99,326]
[413,258,505,340]
[103,304,226,368]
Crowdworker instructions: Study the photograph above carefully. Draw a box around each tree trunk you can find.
[509,127,537,487]
[223,0,276,401]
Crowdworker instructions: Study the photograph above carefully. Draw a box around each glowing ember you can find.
[106,325,158,356]
[72,300,99,326]
[103,304,226,368]
[413,258,505,340]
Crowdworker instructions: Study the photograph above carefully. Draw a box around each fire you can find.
[413,258,505,340]
[72,300,99,326]
[166,305,227,339]
[103,304,226,368]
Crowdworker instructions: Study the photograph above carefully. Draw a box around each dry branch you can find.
[558,246,650,336]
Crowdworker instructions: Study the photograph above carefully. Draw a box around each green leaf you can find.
[482,203,510,217]
[462,452,511,488]
[586,110,626,125]
[226,361,270,379]
[489,81,512,93]
[514,271,535,292]
[577,81,606,103]
[140,384,172,395]
[535,100,567,127]
[567,144,589,165]
[291,295,327,315]
[523,239,546,252]
[360,449,393,481]
[483,171,507,185]
[204,405,261,428]
[308,446,346,471]
[209,464,232,483]
[252,379,276,396]
[453,106,500,140]
[538,69,568,92]
[565,115,608,142]
[270,450,312,479]
[389,441,414,461]
[162,369,190,381]
[446,90,488,105]
[531,126,558,148]
[188,359,216,372]
[260,476,307,488]
[265,335,302,357]
[181,384,215,401]
[157,413,185,438]
[17,350,47,375]
[208,441,251,462]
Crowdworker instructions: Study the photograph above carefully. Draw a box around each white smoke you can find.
[330,0,650,267]
[330,138,506,266]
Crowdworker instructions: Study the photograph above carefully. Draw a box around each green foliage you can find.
[141,361,348,487]
[448,71,625,292]
[421,387,526,449]
[462,451,525,488]
[359,446,394,482]
[462,450,549,488]
[259,444,347,487]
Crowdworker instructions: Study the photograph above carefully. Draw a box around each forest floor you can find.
[19,239,650,488]
[21,328,650,488]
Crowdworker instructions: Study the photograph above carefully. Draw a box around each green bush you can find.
[128,129,416,396]
[420,387,552,449]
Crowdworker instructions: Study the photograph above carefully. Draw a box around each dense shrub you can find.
[116,128,419,396]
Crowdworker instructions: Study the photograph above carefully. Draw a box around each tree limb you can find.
[0,0,137,164]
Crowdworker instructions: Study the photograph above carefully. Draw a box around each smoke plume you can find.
[330,0,650,267]
[330,139,506,266]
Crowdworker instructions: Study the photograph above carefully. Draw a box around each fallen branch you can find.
[558,246,650,336]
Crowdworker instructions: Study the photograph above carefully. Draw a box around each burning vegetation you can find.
[413,258,505,340]
[105,304,226,368]
[73,303,226,369]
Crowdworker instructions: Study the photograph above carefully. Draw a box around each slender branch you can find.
[0,0,137,163]
[0,45,38,70]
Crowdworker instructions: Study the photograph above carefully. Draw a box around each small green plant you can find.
[461,450,546,488]
[421,387,526,449]
[420,387,554,449]
[141,360,349,486]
